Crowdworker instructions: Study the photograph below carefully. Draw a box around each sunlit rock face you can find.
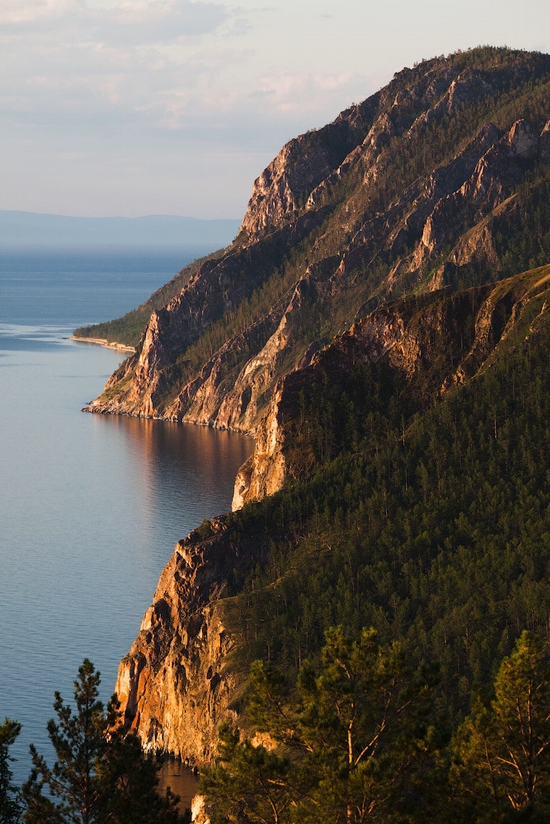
[87,47,550,439]
[106,49,550,762]
[115,260,550,761]
[114,516,265,763]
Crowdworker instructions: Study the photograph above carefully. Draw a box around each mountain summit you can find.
[82,47,550,771]
[85,47,550,445]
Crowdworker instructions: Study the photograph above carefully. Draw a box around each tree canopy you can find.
[201,630,550,823]
[452,631,550,821]
[201,627,444,824]
[0,719,22,824]
[21,660,188,824]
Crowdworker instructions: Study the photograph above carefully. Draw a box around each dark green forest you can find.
[192,264,550,820]
[46,46,550,823]
[200,628,550,823]
[220,270,550,717]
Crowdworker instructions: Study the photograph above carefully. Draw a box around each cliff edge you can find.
[115,262,550,761]
[86,49,550,439]
[107,48,550,764]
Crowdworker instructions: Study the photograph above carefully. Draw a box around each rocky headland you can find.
[115,263,550,762]
[86,50,550,441]
[79,47,550,765]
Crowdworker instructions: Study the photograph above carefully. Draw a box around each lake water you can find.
[0,249,252,804]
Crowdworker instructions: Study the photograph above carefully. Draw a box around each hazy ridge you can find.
[0,210,240,249]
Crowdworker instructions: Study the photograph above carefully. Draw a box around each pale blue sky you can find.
[1,0,549,219]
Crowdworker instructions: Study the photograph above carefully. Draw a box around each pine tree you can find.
[451,631,550,821]
[199,723,292,824]
[23,660,107,824]
[292,627,441,823]
[22,660,188,824]
[0,719,22,824]
[201,627,443,823]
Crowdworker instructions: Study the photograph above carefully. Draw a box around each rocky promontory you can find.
[114,261,550,760]
[86,51,550,442]
[99,48,550,765]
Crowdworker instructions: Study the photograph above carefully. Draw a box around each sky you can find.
[1,0,549,220]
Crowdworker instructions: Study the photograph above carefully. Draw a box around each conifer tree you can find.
[201,627,443,823]
[451,631,550,821]
[23,660,107,824]
[22,660,188,824]
[291,627,441,823]
[0,719,22,824]
[199,723,292,824]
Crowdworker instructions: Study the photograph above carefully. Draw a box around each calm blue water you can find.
[0,249,252,789]
[0,247,213,326]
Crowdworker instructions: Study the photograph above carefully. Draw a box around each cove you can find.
[0,252,252,805]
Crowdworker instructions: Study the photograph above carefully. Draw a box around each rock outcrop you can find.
[87,49,550,441]
[234,274,537,507]
[107,48,550,765]
[115,263,550,763]
[115,517,269,762]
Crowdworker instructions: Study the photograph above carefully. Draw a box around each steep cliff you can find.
[234,266,550,506]
[114,517,271,763]
[105,47,550,767]
[115,263,550,762]
[86,48,550,435]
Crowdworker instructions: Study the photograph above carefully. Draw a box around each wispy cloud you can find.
[257,72,358,115]
[3,0,546,217]
[0,0,367,136]
[0,0,228,41]
[0,1,233,127]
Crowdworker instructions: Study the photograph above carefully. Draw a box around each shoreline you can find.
[70,335,135,353]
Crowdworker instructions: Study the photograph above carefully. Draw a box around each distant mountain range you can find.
[0,210,241,249]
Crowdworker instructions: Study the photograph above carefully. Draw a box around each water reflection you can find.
[0,335,252,785]
[86,417,250,814]
[91,415,252,558]
[157,759,200,815]
[0,252,253,793]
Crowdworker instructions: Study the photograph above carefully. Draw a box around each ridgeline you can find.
[74,47,550,820]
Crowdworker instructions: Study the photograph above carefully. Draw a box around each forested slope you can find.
[115,263,550,770]
[85,47,550,435]
[223,265,550,716]
[89,46,550,821]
